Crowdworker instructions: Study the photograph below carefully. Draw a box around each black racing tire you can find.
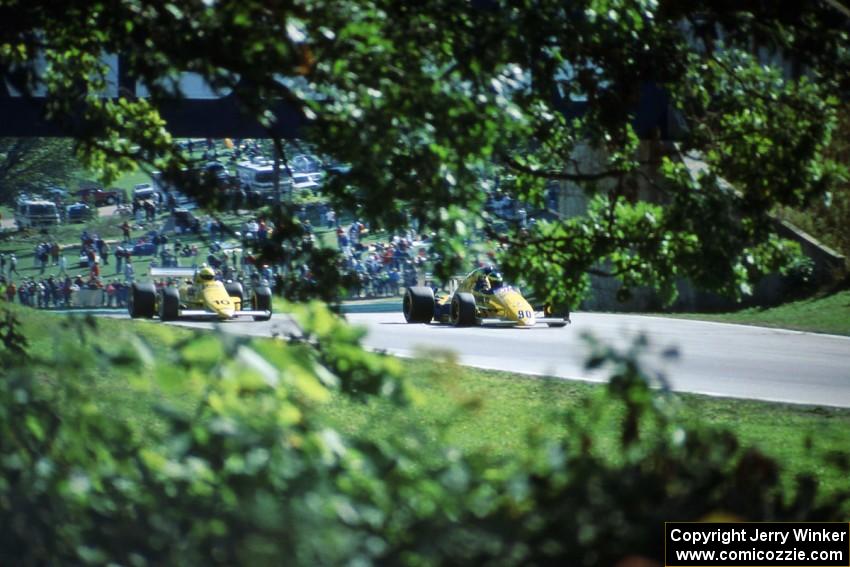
[105,196,116,205]
[403,286,435,323]
[451,292,478,327]
[252,285,272,321]
[545,304,571,328]
[128,282,157,319]
[225,281,244,309]
[159,287,180,321]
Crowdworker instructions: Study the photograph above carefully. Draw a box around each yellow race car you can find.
[403,266,570,327]
[128,264,272,321]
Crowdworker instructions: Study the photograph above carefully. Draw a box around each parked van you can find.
[236,160,292,194]
[14,199,61,229]
[236,160,276,191]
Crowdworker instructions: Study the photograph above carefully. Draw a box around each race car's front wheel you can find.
[252,286,273,321]
[128,282,157,319]
[451,292,478,327]
[159,287,180,321]
[225,282,244,310]
[403,286,435,323]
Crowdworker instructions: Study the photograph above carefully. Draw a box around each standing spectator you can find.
[5,280,16,302]
[106,280,116,307]
[51,241,60,265]
[46,276,58,307]
[121,221,131,242]
[18,281,27,306]
[114,245,124,274]
[124,260,134,283]
[116,281,128,307]
[57,250,67,275]
[36,244,47,274]
[9,254,18,276]
[0,253,5,275]
[63,277,72,307]
[95,236,107,263]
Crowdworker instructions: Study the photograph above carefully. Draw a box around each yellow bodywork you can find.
[480,287,536,326]
[436,269,537,326]
[179,277,240,319]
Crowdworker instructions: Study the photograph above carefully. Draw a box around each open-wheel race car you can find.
[403,267,570,327]
[128,265,272,322]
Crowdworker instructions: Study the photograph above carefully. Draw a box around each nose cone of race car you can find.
[516,312,536,327]
[493,288,536,326]
[215,304,236,319]
[201,284,235,319]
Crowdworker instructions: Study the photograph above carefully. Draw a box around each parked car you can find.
[74,187,124,207]
[133,183,155,201]
[132,241,157,256]
[66,202,92,223]
[172,208,200,234]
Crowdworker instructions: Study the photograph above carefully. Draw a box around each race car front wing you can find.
[177,309,272,319]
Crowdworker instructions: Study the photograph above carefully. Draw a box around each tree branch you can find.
[503,155,627,182]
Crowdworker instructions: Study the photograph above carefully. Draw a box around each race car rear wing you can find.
[149,266,197,278]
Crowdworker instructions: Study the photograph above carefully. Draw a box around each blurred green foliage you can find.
[778,106,850,262]
[1,306,846,565]
[3,1,849,303]
[0,139,80,205]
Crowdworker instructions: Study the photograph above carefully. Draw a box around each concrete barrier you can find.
[73,288,105,308]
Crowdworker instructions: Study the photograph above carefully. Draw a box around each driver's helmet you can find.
[198,265,216,281]
[487,271,504,290]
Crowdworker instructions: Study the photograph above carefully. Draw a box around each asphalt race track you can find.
[108,309,850,408]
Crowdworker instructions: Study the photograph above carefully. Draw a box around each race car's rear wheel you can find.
[159,287,180,321]
[225,282,244,310]
[128,282,157,319]
[451,292,478,327]
[252,286,272,321]
[545,304,571,328]
[403,286,435,323]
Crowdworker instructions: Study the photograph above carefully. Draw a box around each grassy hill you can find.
[668,290,850,336]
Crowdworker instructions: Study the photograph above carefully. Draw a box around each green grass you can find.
[107,168,153,192]
[319,357,850,499]
[667,290,850,336]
